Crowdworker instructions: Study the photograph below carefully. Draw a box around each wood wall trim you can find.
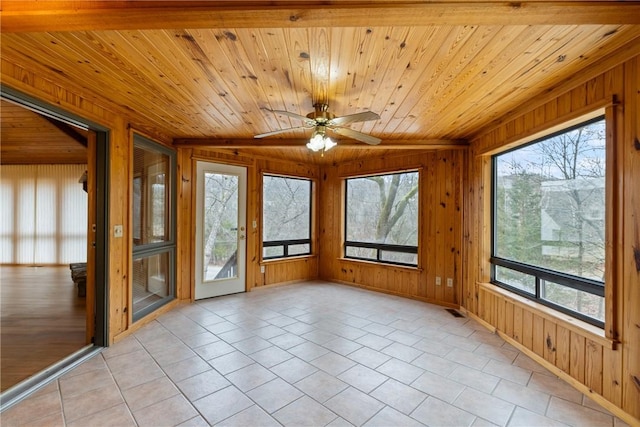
[478,282,612,349]
[174,138,469,150]
[3,2,640,32]
[476,97,613,156]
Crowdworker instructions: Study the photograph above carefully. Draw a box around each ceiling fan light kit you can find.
[306,125,336,153]
[255,103,382,152]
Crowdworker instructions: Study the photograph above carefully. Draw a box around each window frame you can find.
[131,134,177,322]
[490,115,606,328]
[343,170,420,268]
[261,173,313,261]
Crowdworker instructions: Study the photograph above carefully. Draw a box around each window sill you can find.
[477,281,614,349]
[338,257,423,272]
[261,254,317,265]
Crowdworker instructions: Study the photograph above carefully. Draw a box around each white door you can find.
[195,161,247,299]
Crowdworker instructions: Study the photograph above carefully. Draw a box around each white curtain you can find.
[0,164,88,265]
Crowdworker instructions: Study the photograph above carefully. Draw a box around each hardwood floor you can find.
[0,265,86,391]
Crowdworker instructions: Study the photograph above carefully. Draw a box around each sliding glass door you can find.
[131,134,176,321]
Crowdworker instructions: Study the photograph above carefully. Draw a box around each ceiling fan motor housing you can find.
[307,103,335,123]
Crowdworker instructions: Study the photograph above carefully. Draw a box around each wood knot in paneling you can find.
[546,334,556,352]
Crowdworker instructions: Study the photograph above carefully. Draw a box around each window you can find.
[131,135,176,321]
[345,171,419,266]
[262,175,312,259]
[491,116,606,326]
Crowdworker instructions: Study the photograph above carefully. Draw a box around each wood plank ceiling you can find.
[2,2,640,164]
[1,100,88,164]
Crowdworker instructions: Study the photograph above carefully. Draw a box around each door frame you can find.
[0,85,110,410]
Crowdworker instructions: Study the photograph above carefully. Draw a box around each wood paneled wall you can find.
[464,55,640,423]
[0,59,144,343]
[318,150,464,307]
[175,147,321,300]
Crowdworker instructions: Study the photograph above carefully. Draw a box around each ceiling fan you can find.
[254,103,381,151]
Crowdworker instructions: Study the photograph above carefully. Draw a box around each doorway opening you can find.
[0,86,109,409]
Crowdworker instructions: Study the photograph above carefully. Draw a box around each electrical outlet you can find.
[435,276,441,286]
[260,265,265,274]
[446,278,453,287]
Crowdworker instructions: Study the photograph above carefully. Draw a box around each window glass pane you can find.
[202,172,238,282]
[289,244,310,256]
[133,145,171,245]
[495,265,535,294]
[346,172,418,246]
[262,175,312,260]
[263,246,284,258]
[345,246,376,260]
[494,118,605,282]
[542,280,604,322]
[132,251,170,314]
[263,175,311,242]
[380,251,417,265]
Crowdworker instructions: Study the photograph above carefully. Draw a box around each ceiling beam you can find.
[3,2,640,32]
[42,116,88,147]
[173,138,469,150]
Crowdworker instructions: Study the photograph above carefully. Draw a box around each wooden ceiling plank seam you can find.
[330,27,380,132]
[115,27,243,136]
[4,3,640,33]
[415,24,535,137]
[105,30,221,136]
[111,29,219,130]
[231,28,298,135]
[254,27,311,137]
[418,24,571,137]
[444,24,633,137]
[432,25,575,136]
[402,25,505,136]
[394,24,487,136]
[0,33,139,114]
[258,27,312,139]
[380,25,459,136]
[366,26,442,137]
[309,27,331,107]
[328,26,360,115]
[473,30,640,140]
[185,27,277,136]
[354,26,420,136]
[78,30,204,133]
[161,29,258,136]
[39,30,199,135]
[385,24,490,137]
[0,37,156,137]
[347,25,406,134]
[281,27,315,132]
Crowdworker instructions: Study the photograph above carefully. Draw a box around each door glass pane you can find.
[132,251,170,314]
[202,172,239,283]
[132,145,171,245]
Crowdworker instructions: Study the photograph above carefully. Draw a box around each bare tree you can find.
[367,174,419,242]
[202,173,237,278]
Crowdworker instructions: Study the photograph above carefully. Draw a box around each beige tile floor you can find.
[0,281,632,427]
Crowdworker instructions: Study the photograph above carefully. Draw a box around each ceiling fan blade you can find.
[328,111,380,126]
[254,126,308,138]
[330,127,382,145]
[263,108,316,125]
